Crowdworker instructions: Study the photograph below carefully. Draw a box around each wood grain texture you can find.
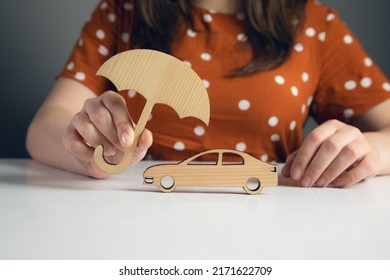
[93,49,210,174]
[143,149,278,195]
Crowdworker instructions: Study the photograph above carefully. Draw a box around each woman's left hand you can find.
[281,119,380,187]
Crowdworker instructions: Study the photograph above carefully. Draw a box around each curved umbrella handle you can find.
[93,101,153,175]
[93,144,134,175]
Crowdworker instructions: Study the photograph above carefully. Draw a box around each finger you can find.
[63,127,94,162]
[302,126,359,187]
[129,129,153,166]
[102,149,125,166]
[290,120,342,181]
[101,91,134,149]
[84,97,122,150]
[315,140,370,187]
[281,150,298,178]
[332,156,377,187]
[137,129,153,149]
[73,112,116,156]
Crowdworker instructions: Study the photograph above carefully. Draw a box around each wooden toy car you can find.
[143,149,278,194]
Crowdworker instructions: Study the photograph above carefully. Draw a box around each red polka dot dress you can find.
[58,0,390,162]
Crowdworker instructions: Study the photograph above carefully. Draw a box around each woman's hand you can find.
[63,91,153,178]
[281,119,380,187]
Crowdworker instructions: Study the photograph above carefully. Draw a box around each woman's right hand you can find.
[63,91,153,178]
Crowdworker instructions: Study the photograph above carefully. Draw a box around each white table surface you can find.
[0,159,389,260]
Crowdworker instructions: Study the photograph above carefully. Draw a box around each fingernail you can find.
[333,179,345,187]
[301,175,311,187]
[316,178,325,187]
[291,167,302,179]
[281,167,290,178]
[104,148,116,157]
[120,132,131,147]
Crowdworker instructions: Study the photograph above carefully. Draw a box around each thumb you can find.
[118,124,134,149]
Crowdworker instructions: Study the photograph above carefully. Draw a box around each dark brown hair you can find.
[131,0,307,76]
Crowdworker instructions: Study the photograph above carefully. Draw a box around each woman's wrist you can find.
[363,128,390,175]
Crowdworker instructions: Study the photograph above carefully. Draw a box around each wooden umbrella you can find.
[93,49,210,174]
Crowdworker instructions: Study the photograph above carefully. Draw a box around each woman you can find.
[26,0,390,188]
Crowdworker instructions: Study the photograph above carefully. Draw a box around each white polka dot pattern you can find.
[98,45,109,56]
[202,79,210,89]
[307,96,313,106]
[66,62,75,71]
[360,77,372,88]
[121,32,130,42]
[291,18,299,26]
[383,82,390,92]
[182,61,192,68]
[237,33,248,42]
[289,120,297,131]
[291,86,299,96]
[302,72,309,82]
[128,90,136,98]
[238,100,250,111]
[194,126,205,136]
[107,13,116,23]
[301,104,306,114]
[96,29,105,40]
[294,43,304,52]
[268,116,278,127]
[187,29,197,37]
[144,154,154,161]
[75,72,86,81]
[343,108,354,119]
[200,53,211,61]
[344,80,357,90]
[261,154,269,162]
[270,134,280,142]
[123,2,132,11]
[100,1,108,10]
[236,142,246,152]
[326,13,335,21]
[305,27,316,37]
[364,57,373,67]
[343,35,353,44]
[318,32,326,42]
[275,75,285,85]
[203,14,213,23]
[174,142,185,151]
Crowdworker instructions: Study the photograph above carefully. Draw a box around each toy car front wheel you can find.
[158,176,177,193]
[243,177,264,195]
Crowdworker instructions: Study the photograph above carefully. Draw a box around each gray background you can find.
[0,0,389,158]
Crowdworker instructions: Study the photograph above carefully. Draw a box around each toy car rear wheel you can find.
[158,176,177,193]
[243,177,264,195]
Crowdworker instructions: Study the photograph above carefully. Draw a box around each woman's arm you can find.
[353,99,390,175]
[281,99,390,187]
[26,77,153,178]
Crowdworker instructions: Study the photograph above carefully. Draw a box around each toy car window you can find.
[187,153,218,165]
[221,152,244,165]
